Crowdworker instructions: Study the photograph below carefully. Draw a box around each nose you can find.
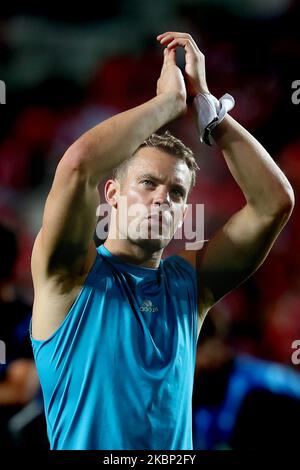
[152,186,171,207]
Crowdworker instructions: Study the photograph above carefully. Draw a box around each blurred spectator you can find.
[193,313,300,449]
[262,272,300,366]
[0,223,44,449]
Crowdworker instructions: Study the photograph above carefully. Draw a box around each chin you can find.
[131,235,171,252]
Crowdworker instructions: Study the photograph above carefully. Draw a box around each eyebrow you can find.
[137,173,187,194]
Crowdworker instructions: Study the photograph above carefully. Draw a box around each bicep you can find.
[37,152,100,277]
[198,204,286,310]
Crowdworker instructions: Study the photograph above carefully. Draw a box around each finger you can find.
[162,47,174,67]
[157,31,188,39]
[158,32,199,51]
[161,47,169,69]
[163,46,169,60]
[166,47,176,64]
[159,33,186,45]
[158,34,174,44]
[167,38,197,55]
[157,32,171,40]
[167,38,186,49]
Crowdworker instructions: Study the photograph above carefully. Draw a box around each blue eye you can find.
[141,180,154,187]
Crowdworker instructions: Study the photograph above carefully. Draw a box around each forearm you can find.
[212,114,294,218]
[66,93,184,181]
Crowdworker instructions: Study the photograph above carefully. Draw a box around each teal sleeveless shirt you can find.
[31,244,198,450]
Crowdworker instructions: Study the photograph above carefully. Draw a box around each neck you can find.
[104,237,163,269]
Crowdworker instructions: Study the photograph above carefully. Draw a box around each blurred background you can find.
[0,0,300,450]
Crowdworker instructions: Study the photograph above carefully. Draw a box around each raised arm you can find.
[198,115,294,311]
[31,48,186,339]
[158,32,294,318]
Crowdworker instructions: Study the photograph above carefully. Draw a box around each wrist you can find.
[193,92,235,146]
[193,87,210,97]
[156,92,187,119]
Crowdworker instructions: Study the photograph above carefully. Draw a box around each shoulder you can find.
[163,250,198,283]
[172,249,211,321]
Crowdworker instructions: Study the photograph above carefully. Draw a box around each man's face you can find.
[114,147,191,251]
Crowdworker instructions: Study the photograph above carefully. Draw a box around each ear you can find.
[104,179,120,209]
[178,203,188,228]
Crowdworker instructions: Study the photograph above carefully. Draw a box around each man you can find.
[30,32,294,450]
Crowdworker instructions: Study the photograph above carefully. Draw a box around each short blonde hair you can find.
[112,131,199,191]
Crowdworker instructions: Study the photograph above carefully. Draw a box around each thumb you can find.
[162,47,169,67]
[167,47,176,64]
[163,47,175,64]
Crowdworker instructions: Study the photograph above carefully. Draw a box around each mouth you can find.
[147,212,171,233]
[134,211,173,240]
[148,212,164,223]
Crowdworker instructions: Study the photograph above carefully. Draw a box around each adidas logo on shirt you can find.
[139,299,159,313]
